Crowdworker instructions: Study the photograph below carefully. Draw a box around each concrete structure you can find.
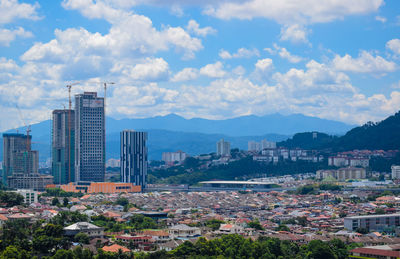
[64,222,104,237]
[7,173,53,191]
[12,189,38,204]
[216,139,230,156]
[2,133,31,185]
[75,92,105,182]
[52,109,75,184]
[344,214,400,232]
[248,141,261,152]
[336,167,366,181]
[120,130,147,189]
[392,165,400,180]
[261,139,276,149]
[317,167,366,181]
[162,151,188,165]
[59,182,141,193]
[168,224,201,238]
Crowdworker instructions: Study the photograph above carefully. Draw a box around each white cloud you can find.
[375,15,386,23]
[386,39,400,55]
[186,19,216,37]
[332,51,397,74]
[255,58,273,72]
[219,47,259,59]
[171,67,198,82]
[0,27,32,46]
[61,0,203,60]
[265,44,303,63]
[119,58,170,81]
[200,61,226,78]
[0,0,39,24]
[205,0,383,24]
[280,24,309,44]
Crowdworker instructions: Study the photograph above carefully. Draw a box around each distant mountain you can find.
[279,111,400,151]
[107,113,355,136]
[0,125,288,162]
[0,113,354,162]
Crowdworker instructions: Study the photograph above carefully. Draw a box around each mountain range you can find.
[0,113,356,161]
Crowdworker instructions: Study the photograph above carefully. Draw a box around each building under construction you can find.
[52,109,75,184]
[3,133,53,191]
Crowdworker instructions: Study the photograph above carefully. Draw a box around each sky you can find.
[1,0,400,132]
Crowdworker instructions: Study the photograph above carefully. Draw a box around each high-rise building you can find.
[217,139,231,157]
[52,109,75,184]
[2,133,31,185]
[75,92,105,182]
[120,130,147,189]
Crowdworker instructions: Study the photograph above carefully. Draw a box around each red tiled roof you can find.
[102,244,130,253]
[351,247,400,257]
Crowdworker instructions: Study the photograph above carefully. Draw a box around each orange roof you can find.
[141,230,169,237]
[0,214,8,221]
[103,211,121,218]
[102,244,130,253]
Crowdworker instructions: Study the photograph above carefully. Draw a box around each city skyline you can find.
[1,0,400,132]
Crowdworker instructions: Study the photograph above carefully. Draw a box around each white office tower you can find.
[392,165,400,180]
[217,139,231,156]
[75,92,105,182]
[120,130,148,189]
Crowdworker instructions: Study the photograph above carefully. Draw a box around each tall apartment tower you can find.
[217,139,231,156]
[120,130,147,189]
[75,92,105,182]
[2,133,31,185]
[52,109,75,184]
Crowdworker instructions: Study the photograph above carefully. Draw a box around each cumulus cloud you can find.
[255,58,273,72]
[200,61,227,78]
[61,0,203,59]
[0,0,40,24]
[265,44,303,63]
[0,27,32,46]
[119,58,170,81]
[332,51,397,74]
[171,68,198,82]
[186,20,216,37]
[280,24,309,44]
[204,0,383,24]
[386,39,400,56]
[219,47,259,59]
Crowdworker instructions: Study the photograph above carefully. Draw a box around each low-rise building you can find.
[12,189,38,204]
[344,214,400,232]
[64,222,104,238]
[59,182,141,193]
[168,224,201,238]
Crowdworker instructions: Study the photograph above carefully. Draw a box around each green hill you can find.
[279,111,400,151]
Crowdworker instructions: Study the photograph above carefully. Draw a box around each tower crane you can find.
[15,104,31,151]
[65,82,79,183]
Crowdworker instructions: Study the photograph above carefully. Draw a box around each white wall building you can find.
[392,165,400,180]
[12,189,38,204]
[217,139,231,156]
[162,151,188,165]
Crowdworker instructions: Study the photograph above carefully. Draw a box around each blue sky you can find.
[1,0,400,131]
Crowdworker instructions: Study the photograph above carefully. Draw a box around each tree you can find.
[275,224,290,232]
[0,245,31,259]
[356,227,369,234]
[115,197,129,207]
[248,219,264,230]
[63,197,69,207]
[375,208,385,215]
[52,197,60,206]
[75,232,90,244]
[0,191,24,207]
